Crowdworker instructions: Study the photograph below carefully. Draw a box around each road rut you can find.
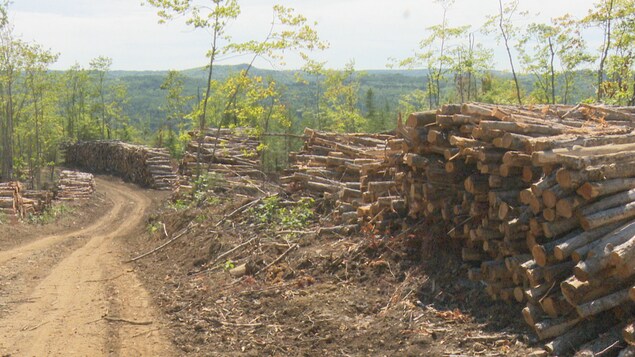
[0,177,175,356]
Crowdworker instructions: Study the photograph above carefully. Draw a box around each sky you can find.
[9,0,599,71]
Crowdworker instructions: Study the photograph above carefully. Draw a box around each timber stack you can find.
[0,181,51,217]
[282,128,403,230]
[21,190,53,215]
[0,182,22,217]
[180,128,263,190]
[64,141,178,190]
[399,102,635,355]
[55,170,95,200]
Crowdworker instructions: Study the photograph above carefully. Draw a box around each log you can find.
[577,178,635,201]
[535,314,582,341]
[625,322,635,346]
[561,275,632,306]
[480,120,565,136]
[522,303,544,326]
[558,160,635,188]
[542,216,579,238]
[580,188,635,218]
[556,195,586,219]
[581,202,635,231]
[574,324,624,357]
[545,316,615,356]
[574,221,635,280]
[533,229,582,266]
[501,132,533,150]
[406,111,437,127]
[554,223,624,261]
[542,184,573,209]
[610,234,635,267]
[541,293,574,318]
[533,142,635,168]
[502,151,532,167]
[575,288,630,318]
[525,283,553,304]
[530,132,635,152]
[531,173,558,198]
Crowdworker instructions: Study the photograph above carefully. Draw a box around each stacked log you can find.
[55,170,95,201]
[398,102,635,354]
[528,138,635,355]
[282,128,402,229]
[180,128,262,182]
[64,141,178,190]
[279,103,635,352]
[0,181,51,217]
[0,182,22,216]
[21,190,53,215]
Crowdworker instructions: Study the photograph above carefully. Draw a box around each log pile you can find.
[21,189,53,215]
[55,170,95,201]
[0,181,22,216]
[64,141,178,190]
[398,102,635,355]
[282,128,403,229]
[0,181,51,217]
[180,128,263,190]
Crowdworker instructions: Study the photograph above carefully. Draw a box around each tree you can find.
[584,0,617,102]
[22,43,58,187]
[517,23,558,103]
[484,0,525,105]
[159,70,193,156]
[321,61,365,132]
[447,32,492,103]
[146,0,240,135]
[395,0,470,109]
[146,0,326,176]
[89,56,112,139]
[297,59,326,130]
[60,64,94,140]
[0,4,27,181]
[364,88,378,125]
[552,15,594,104]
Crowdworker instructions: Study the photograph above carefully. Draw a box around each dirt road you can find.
[0,177,175,356]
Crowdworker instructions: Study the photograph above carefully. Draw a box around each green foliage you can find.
[27,203,74,225]
[223,260,235,271]
[147,221,161,234]
[250,195,315,230]
[192,172,225,200]
[320,61,366,132]
[279,197,315,230]
[168,199,189,211]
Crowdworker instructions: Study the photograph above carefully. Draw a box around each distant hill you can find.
[108,64,596,131]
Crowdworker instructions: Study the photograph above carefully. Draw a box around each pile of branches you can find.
[282,128,404,231]
[399,102,635,355]
[64,141,178,190]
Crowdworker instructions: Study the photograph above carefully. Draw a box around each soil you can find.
[124,187,543,356]
[0,176,545,356]
[0,176,175,356]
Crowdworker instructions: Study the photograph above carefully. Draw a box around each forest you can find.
[0,0,632,187]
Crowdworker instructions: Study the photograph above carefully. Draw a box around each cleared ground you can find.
[0,177,175,356]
